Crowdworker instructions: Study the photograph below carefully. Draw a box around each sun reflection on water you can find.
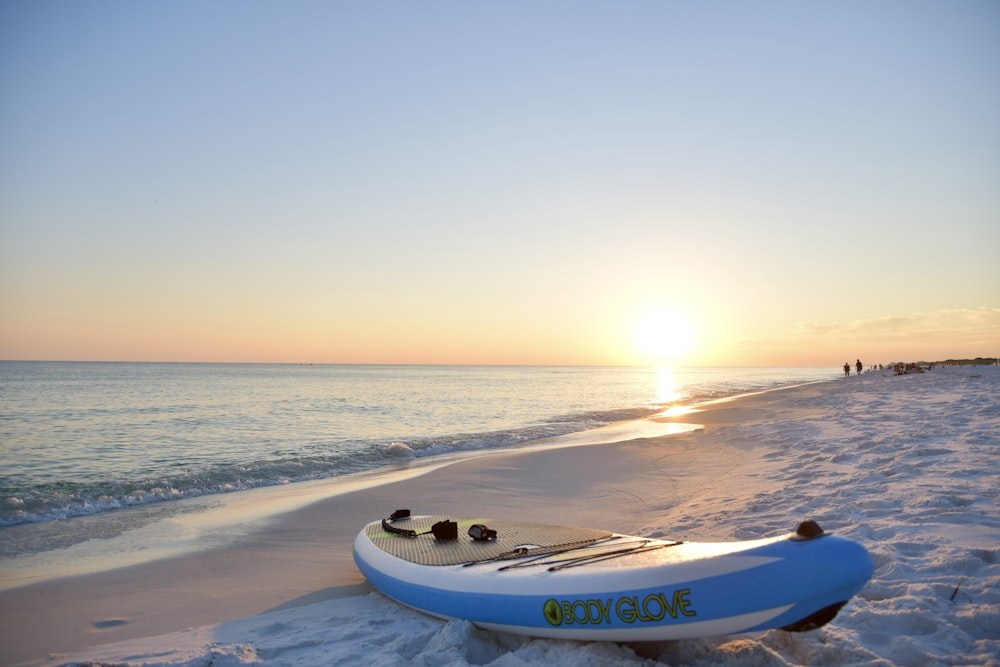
[654,365,696,417]
[656,365,682,404]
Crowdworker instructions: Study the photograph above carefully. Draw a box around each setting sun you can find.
[635,308,696,365]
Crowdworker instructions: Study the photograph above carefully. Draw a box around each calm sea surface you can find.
[1,363,836,532]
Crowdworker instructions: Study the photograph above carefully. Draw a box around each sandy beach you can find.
[3,366,998,666]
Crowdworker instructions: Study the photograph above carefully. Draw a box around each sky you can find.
[1,1,998,367]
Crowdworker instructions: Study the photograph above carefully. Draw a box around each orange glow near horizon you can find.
[1,294,996,367]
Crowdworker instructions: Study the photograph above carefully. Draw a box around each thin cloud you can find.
[792,307,1000,343]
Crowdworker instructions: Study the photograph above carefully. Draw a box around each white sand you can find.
[3,366,998,666]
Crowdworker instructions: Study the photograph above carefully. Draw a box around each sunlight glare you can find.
[655,365,682,404]
[635,309,695,365]
[654,366,696,417]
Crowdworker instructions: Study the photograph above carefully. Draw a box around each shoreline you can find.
[0,414,702,592]
[0,382,793,665]
[0,365,839,532]
[3,367,998,666]
[1,374,835,589]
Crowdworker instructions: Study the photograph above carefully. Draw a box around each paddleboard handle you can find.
[468,524,498,541]
[793,520,825,540]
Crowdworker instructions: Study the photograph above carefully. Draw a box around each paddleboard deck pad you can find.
[353,510,874,641]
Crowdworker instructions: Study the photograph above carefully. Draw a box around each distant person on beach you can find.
[844,362,850,377]
[856,359,863,375]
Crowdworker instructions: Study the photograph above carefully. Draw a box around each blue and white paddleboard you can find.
[353,511,873,641]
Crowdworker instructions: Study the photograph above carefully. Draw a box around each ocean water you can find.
[0,363,836,535]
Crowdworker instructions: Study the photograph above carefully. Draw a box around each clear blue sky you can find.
[2,1,998,365]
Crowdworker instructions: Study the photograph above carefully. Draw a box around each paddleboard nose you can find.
[780,533,874,632]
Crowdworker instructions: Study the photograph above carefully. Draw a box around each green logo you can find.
[543,599,562,626]
[540,590,697,627]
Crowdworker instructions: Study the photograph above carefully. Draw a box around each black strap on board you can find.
[380,510,489,542]
[381,509,418,538]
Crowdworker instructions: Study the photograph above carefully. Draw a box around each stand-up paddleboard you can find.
[353,511,873,641]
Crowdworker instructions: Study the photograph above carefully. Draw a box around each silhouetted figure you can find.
[844,362,850,377]
[856,359,863,375]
